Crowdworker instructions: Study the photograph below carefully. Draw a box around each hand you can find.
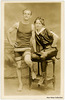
[34,52,41,56]
[52,44,57,48]
[11,44,15,48]
[40,51,47,58]
[10,42,15,48]
[14,43,17,47]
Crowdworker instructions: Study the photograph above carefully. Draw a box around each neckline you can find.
[36,27,45,35]
[21,20,30,25]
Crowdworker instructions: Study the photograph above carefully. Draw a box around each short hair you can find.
[34,17,45,26]
[23,8,32,15]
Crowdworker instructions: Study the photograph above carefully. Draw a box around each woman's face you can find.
[34,19,43,31]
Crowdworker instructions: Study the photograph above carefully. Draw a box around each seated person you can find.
[7,9,36,91]
[31,17,59,85]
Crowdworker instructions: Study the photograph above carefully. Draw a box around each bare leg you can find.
[16,61,23,91]
[38,61,46,85]
[24,53,36,79]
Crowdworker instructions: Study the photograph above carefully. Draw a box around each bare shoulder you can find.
[13,22,19,29]
[31,24,35,31]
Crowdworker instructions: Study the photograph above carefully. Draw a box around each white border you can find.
[1,0,64,2]
[0,0,1,100]
[1,1,64,100]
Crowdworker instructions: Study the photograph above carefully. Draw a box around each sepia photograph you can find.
[1,1,64,99]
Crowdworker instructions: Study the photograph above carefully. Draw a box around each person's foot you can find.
[38,77,44,86]
[17,84,23,91]
[31,71,36,80]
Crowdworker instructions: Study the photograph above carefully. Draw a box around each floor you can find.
[4,59,61,96]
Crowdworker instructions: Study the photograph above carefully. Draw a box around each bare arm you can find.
[31,24,36,52]
[51,31,59,47]
[7,22,19,47]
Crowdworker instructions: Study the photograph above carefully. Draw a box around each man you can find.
[7,9,36,91]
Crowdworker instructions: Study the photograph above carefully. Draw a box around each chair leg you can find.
[44,63,47,88]
[37,62,40,76]
[53,60,55,90]
[29,67,32,89]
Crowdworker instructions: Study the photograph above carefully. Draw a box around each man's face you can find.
[23,10,32,21]
[35,19,43,30]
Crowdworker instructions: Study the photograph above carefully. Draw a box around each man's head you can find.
[23,9,32,21]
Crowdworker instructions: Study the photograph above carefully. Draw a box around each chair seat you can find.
[31,57,55,62]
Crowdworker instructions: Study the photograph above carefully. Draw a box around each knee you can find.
[15,57,22,69]
[16,61,21,69]
[24,56,32,67]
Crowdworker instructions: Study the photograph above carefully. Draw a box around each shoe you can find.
[38,77,44,86]
[38,72,46,86]
[31,71,36,80]
[17,84,23,92]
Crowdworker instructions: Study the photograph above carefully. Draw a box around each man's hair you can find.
[34,17,45,26]
[23,8,32,15]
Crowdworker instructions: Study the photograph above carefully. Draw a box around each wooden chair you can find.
[29,57,55,90]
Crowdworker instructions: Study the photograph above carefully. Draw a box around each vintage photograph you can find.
[1,1,64,98]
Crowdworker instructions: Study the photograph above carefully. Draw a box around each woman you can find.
[32,17,59,85]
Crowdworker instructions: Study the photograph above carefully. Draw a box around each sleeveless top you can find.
[16,21,32,48]
[35,28,53,50]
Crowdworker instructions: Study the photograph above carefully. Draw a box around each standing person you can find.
[32,17,59,85]
[7,9,36,91]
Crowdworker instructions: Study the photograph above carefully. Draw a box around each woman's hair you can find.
[34,17,45,26]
